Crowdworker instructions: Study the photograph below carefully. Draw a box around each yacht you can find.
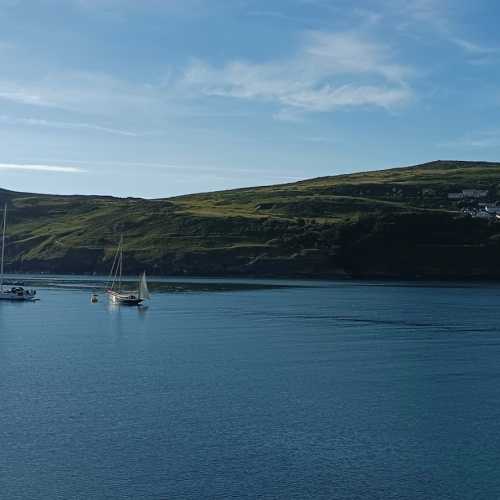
[106,236,150,306]
[0,204,37,301]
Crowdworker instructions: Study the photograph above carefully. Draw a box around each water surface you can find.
[1,277,500,499]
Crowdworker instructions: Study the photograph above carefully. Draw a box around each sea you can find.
[1,276,500,499]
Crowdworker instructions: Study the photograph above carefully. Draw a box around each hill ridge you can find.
[2,159,500,279]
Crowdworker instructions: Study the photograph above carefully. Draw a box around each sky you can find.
[0,0,499,198]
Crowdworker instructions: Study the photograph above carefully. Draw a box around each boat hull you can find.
[0,290,37,301]
[0,205,39,301]
[107,290,143,306]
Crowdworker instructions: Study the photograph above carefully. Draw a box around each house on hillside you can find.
[448,189,488,200]
[485,204,500,215]
[462,189,488,198]
[474,211,494,219]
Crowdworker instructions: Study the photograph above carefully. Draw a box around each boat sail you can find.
[106,237,150,306]
[0,204,37,301]
[139,271,150,300]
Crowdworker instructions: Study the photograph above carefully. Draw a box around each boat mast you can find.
[118,237,123,292]
[108,234,123,292]
[0,204,6,292]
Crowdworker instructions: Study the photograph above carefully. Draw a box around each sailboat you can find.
[0,204,37,301]
[106,236,150,306]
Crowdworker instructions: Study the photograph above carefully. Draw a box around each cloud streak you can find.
[182,31,413,117]
[0,115,140,136]
[0,89,53,107]
[449,37,500,56]
[0,72,158,116]
[10,157,307,184]
[398,0,500,60]
[0,163,85,173]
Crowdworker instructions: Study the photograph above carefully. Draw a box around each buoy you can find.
[91,293,99,303]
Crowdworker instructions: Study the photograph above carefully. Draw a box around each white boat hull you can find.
[106,238,149,306]
[0,289,37,301]
[107,290,143,306]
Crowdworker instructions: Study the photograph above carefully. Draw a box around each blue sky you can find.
[0,0,499,197]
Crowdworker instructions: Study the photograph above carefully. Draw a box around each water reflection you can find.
[105,299,150,340]
[107,302,148,314]
[3,274,292,295]
[137,305,149,318]
[3,279,500,500]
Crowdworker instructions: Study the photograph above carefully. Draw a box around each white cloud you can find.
[0,28,415,123]
[0,163,85,173]
[0,115,139,136]
[396,0,500,59]
[182,31,413,116]
[0,89,53,107]
[0,72,158,115]
[8,157,304,182]
[305,31,410,83]
[279,84,411,111]
[449,37,500,56]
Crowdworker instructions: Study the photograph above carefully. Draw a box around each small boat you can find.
[0,204,37,302]
[0,286,37,301]
[91,293,99,303]
[106,236,150,306]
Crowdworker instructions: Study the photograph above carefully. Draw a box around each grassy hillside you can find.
[3,160,500,278]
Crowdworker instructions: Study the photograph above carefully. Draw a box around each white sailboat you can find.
[106,236,150,306]
[0,204,37,301]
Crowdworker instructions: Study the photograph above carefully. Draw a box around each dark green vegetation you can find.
[4,160,500,278]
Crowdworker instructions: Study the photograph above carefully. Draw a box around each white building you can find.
[462,189,488,198]
[474,211,493,219]
[448,189,488,200]
[485,205,500,214]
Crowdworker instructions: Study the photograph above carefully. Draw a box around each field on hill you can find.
[3,160,500,278]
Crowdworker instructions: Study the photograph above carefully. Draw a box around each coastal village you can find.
[447,189,500,220]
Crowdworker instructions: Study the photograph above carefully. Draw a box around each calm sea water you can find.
[1,277,500,499]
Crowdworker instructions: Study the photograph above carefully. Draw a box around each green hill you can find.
[3,160,500,278]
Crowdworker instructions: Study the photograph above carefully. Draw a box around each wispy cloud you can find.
[182,30,413,117]
[273,108,305,123]
[0,89,53,107]
[0,25,415,124]
[440,130,500,149]
[449,37,500,56]
[0,72,158,115]
[11,157,302,181]
[0,115,140,136]
[0,163,85,173]
[397,0,500,60]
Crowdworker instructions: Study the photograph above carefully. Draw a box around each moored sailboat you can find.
[0,204,37,301]
[106,236,150,306]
